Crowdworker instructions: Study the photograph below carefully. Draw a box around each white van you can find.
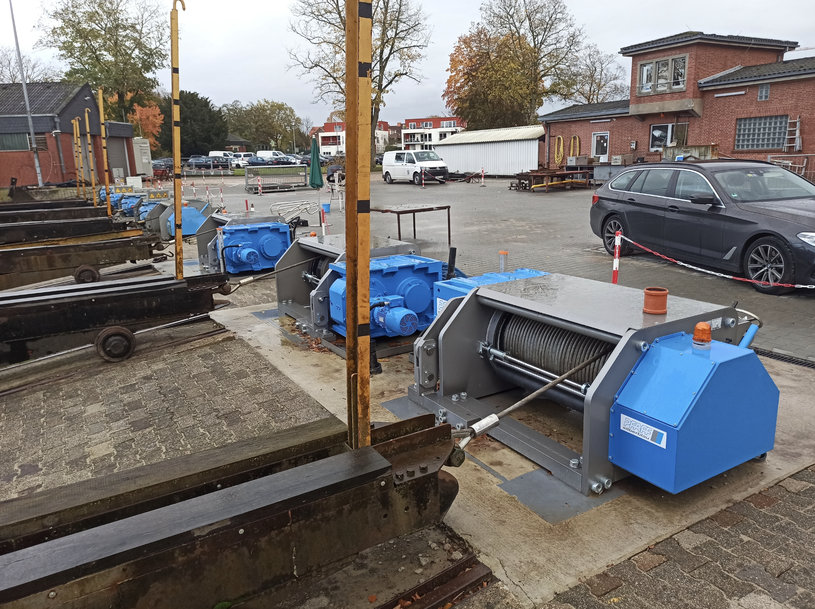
[382,150,449,185]
[230,152,254,168]
[256,150,288,161]
[208,150,234,159]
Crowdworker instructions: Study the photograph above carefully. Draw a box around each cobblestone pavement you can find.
[543,467,815,609]
[0,331,331,501]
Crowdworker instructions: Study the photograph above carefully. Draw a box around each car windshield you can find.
[413,151,441,162]
[712,167,815,202]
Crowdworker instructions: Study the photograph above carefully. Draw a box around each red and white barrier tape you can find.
[618,234,815,289]
[612,231,621,284]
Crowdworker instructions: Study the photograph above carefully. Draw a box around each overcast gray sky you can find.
[4,0,814,127]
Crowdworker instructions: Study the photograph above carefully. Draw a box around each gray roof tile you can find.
[698,57,815,87]
[0,82,82,116]
[538,99,630,122]
[620,32,798,55]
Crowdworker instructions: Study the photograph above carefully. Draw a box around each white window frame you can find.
[649,122,689,152]
[637,54,687,95]
[408,122,417,129]
[757,84,770,101]
[591,132,609,160]
[422,121,433,128]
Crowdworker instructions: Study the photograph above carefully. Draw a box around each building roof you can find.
[0,82,84,116]
[698,56,815,87]
[538,99,630,123]
[434,124,544,146]
[620,32,798,56]
[226,133,251,145]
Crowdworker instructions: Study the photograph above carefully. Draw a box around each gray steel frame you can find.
[411,273,743,495]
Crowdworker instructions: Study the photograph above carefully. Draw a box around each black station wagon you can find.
[589,160,815,293]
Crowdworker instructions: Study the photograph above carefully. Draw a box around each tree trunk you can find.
[370,104,380,168]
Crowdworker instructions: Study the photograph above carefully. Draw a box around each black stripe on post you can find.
[357,199,370,214]
[358,62,371,77]
[174,173,182,178]
[358,324,371,337]
[176,223,183,230]
[359,1,372,18]
[173,121,181,127]
[172,67,180,74]
[172,99,180,106]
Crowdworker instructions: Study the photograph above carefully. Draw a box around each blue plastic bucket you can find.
[321,203,331,214]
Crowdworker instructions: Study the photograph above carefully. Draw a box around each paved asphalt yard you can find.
[2,175,814,607]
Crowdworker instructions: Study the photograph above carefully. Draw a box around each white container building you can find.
[433,125,546,176]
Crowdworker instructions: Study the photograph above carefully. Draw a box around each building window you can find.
[409,122,416,129]
[592,132,609,159]
[758,84,770,101]
[649,123,688,152]
[439,133,447,141]
[637,55,687,95]
[422,121,433,128]
[0,133,30,151]
[441,120,457,128]
[334,125,342,132]
[734,115,788,150]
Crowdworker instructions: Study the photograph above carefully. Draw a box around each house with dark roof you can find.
[0,82,137,187]
[539,32,814,176]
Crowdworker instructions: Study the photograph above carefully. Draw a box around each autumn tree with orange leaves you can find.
[443,26,542,130]
[128,103,164,152]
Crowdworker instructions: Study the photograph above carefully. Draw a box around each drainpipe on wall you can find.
[543,121,550,168]
[53,116,67,180]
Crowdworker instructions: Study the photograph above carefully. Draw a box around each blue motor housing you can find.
[609,332,779,494]
[165,205,211,237]
[434,268,549,315]
[329,255,443,338]
[137,200,162,222]
[219,222,291,273]
[106,193,126,210]
[119,195,144,216]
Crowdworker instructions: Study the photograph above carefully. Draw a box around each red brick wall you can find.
[0,133,107,187]
[544,117,663,168]
[630,43,783,103]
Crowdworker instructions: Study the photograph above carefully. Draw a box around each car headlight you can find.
[798,232,815,247]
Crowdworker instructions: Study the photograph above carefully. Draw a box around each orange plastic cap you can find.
[693,322,712,344]
[310,231,317,237]
[498,250,509,255]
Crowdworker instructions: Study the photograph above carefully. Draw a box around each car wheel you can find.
[743,236,795,294]
[601,215,633,256]
[384,172,393,184]
[412,172,421,185]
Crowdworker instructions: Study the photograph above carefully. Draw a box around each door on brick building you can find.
[592,132,609,163]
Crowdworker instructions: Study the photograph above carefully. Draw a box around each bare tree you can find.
[289,0,430,162]
[562,44,629,104]
[480,0,582,105]
[0,47,63,83]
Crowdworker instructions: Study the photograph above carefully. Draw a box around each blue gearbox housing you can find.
[609,331,779,494]
[434,268,549,316]
[329,255,443,338]
[218,222,291,273]
[165,204,212,237]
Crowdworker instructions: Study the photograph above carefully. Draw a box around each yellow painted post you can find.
[70,118,81,198]
[74,117,86,200]
[344,0,373,449]
[170,0,186,281]
[97,88,112,217]
[84,108,98,207]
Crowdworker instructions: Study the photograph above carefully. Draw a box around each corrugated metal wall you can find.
[435,140,541,176]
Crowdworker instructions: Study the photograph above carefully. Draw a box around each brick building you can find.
[0,82,137,187]
[540,32,815,178]
[401,116,466,150]
[317,120,391,157]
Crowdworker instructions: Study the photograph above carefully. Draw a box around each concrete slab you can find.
[213,302,815,608]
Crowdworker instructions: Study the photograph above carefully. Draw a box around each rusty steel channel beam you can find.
[0,229,144,251]
[0,206,109,223]
[0,419,458,609]
[0,198,88,211]
[0,236,160,290]
[0,273,229,343]
[0,217,124,246]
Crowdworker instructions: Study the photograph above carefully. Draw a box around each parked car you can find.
[230,152,254,168]
[589,160,815,294]
[375,154,383,166]
[186,155,211,169]
[152,157,173,171]
[246,155,272,166]
[381,150,448,184]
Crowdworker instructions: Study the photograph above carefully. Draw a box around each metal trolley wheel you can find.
[95,326,136,362]
[73,264,100,284]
